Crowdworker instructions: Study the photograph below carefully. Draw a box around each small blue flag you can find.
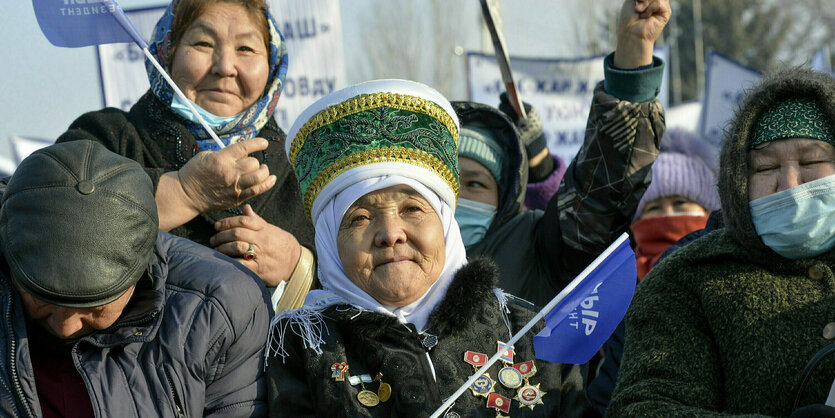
[32,0,147,49]
[533,236,636,364]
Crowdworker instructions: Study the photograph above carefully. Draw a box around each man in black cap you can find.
[0,140,270,417]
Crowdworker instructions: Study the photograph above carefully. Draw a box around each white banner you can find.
[698,51,761,148]
[96,0,346,131]
[467,47,669,164]
[267,0,346,130]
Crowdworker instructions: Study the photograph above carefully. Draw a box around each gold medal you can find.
[498,366,523,389]
[373,372,391,402]
[357,389,380,407]
[377,382,392,402]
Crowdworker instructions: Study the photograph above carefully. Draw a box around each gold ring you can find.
[243,243,257,260]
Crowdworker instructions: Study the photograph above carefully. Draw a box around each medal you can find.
[464,350,495,397]
[374,373,391,402]
[515,383,546,410]
[496,341,515,364]
[464,351,487,368]
[330,362,348,381]
[513,360,537,380]
[493,341,523,390]
[486,393,511,415]
[357,389,380,407]
[469,373,496,398]
[497,365,523,389]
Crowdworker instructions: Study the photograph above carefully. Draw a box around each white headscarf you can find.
[308,175,467,332]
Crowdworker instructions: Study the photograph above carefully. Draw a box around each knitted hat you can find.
[458,125,504,184]
[286,79,460,222]
[634,129,720,222]
[0,140,158,308]
[751,99,835,148]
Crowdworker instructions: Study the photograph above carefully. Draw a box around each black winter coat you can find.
[56,91,314,252]
[0,232,271,417]
[267,259,590,417]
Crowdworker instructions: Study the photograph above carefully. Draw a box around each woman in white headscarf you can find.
[265,80,589,417]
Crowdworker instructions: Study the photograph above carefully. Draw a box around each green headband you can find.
[751,99,835,148]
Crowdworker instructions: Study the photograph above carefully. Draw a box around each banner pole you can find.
[429,233,629,417]
[142,48,226,150]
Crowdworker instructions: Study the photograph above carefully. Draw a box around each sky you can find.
[0,1,591,161]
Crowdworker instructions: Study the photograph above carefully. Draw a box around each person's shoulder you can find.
[155,231,269,310]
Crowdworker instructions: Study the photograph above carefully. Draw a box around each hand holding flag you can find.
[32,0,225,149]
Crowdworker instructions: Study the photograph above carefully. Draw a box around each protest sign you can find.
[468,47,668,163]
[267,0,347,130]
[698,51,761,148]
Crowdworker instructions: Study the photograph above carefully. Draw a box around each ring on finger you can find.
[244,243,257,260]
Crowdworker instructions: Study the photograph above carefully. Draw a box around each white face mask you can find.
[750,173,835,259]
[170,93,239,127]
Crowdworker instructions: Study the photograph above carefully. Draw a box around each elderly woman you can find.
[56,0,314,310]
[266,80,589,416]
[608,69,835,417]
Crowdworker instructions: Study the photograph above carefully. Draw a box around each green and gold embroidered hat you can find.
[751,99,835,148]
[285,79,460,222]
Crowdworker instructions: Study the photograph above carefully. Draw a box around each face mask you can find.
[630,214,709,280]
[750,173,835,259]
[170,94,239,127]
[455,198,497,247]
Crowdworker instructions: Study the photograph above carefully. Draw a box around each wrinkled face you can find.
[170,2,270,117]
[15,283,135,340]
[639,195,708,220]
[458,157,499,207]
[748,138,835,201]
[337,185,446,307]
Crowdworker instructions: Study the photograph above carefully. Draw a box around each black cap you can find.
[0,140,158,308]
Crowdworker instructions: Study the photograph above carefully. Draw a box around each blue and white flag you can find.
[33,0,146,48]
[533,234,636,364]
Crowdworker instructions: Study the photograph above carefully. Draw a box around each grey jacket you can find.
[0,231,271,417]
[456,65,664,307]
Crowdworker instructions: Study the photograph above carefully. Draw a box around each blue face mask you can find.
[455,198,497,247]
[170,94,239,127]
[750,173,835,259]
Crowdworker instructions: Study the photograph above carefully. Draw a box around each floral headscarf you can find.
[145,0,289,150]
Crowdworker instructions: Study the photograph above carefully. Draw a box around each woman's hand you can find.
[156,138,276,231]
[210,204,302,287]
[179,138,276,213]
[614,0,671,69]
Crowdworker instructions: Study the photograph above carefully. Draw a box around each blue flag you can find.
[533,236,636,364]
[33,0,147,49]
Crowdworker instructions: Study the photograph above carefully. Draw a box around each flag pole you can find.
[429,233,630,418]
[141,49,226,149]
